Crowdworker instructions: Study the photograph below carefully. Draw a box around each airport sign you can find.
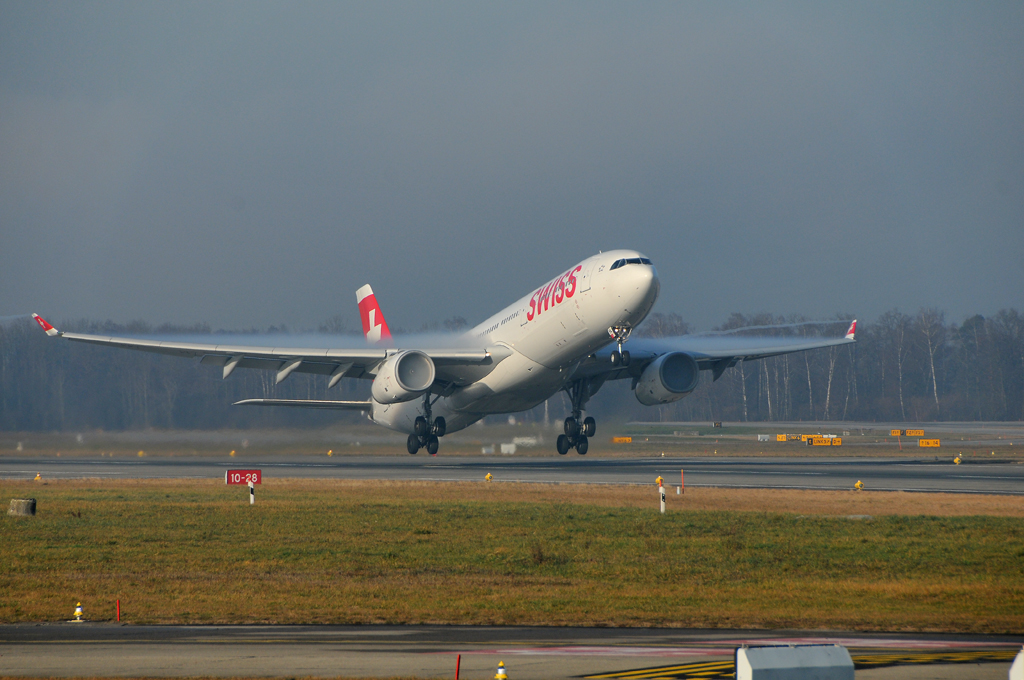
[226,469,262,485]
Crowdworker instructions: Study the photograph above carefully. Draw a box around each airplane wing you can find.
[30,314,495,386]
[572,320,857,383]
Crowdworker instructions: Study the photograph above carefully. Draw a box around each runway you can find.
[1,454,1022,494]
[1,624,1019,679]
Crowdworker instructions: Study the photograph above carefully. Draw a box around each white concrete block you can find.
[1010,646,1023,680]
[736,644,854,680]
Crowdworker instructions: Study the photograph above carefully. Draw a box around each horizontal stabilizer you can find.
[233,398,371,410]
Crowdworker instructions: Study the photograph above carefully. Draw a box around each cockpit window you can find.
[610,257,653,270]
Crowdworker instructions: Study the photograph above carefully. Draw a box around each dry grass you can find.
[2,479,1022,633]
[272,479,1024,517]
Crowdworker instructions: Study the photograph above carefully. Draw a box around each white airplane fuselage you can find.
[370,250,659,434]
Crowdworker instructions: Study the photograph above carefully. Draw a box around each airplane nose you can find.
[637,265,660,308]
[619,264,659,318]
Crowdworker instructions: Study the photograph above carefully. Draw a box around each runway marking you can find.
[456,647,724,657]
[455,639,1019,657]
[585,659,734,679]
[852,649,1020,669]
[584,649,1021,679]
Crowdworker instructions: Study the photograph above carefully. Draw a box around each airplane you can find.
[32,249,856,455]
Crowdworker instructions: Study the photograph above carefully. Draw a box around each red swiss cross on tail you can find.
[31,314,60,337]
[355,285,392,345]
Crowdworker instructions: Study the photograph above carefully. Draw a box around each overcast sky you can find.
[2,1,1021,332]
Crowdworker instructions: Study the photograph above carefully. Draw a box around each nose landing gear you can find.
[608,325,633,366]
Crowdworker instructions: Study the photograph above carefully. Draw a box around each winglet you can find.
[31,314,60,337]
[845,319,857,340]
[355,285,392,345]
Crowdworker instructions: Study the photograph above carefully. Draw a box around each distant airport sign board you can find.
[891,429,903,436]
[919,439,940,448]
[906,429,925,437]
[807,437,842,446]
[226,469,262,485]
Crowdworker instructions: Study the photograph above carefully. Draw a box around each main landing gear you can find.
[407,394,446,455]
[556,380,596,455]
[608,325,633,367]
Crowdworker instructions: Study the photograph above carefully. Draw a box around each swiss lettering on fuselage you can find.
[526,265,583,321]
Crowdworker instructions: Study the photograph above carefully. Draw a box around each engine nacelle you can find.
[635,352,700,405]
[371,350,436,404]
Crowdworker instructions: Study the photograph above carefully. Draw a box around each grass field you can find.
[2,479,1023,633]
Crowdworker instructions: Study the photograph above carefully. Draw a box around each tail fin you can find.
[356,285,393,344]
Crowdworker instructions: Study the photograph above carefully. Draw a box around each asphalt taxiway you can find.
[1,454,1021,494]
[1,624,1020,679]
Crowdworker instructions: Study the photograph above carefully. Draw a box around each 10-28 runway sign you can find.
[225,469,262,485]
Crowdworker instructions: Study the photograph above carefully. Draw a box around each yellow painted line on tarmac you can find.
[584,649,1020,679]
[851,649,1019,668]
[585,660,733,679]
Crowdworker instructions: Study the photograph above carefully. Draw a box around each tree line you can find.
[1,308,1021,432]
[625,308,1024,424]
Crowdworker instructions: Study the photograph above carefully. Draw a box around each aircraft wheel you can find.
[564,417,579,437]
[426,435,439,456]
[414,416,429,437]
[610,351,621,366]
[575,435,589,455]
[406,433,420,454]
[620,350,630,367]
[583,416,596,437]
[432,417,446,437]
[556,434,571,455]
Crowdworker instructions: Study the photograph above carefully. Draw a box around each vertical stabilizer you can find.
[356,285,393,344]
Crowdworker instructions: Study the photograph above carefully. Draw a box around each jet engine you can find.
[371,350,436,404]
[635,352,700,405]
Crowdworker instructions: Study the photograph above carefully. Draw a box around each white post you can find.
[659,485,666,514]
[249,480,255,505]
